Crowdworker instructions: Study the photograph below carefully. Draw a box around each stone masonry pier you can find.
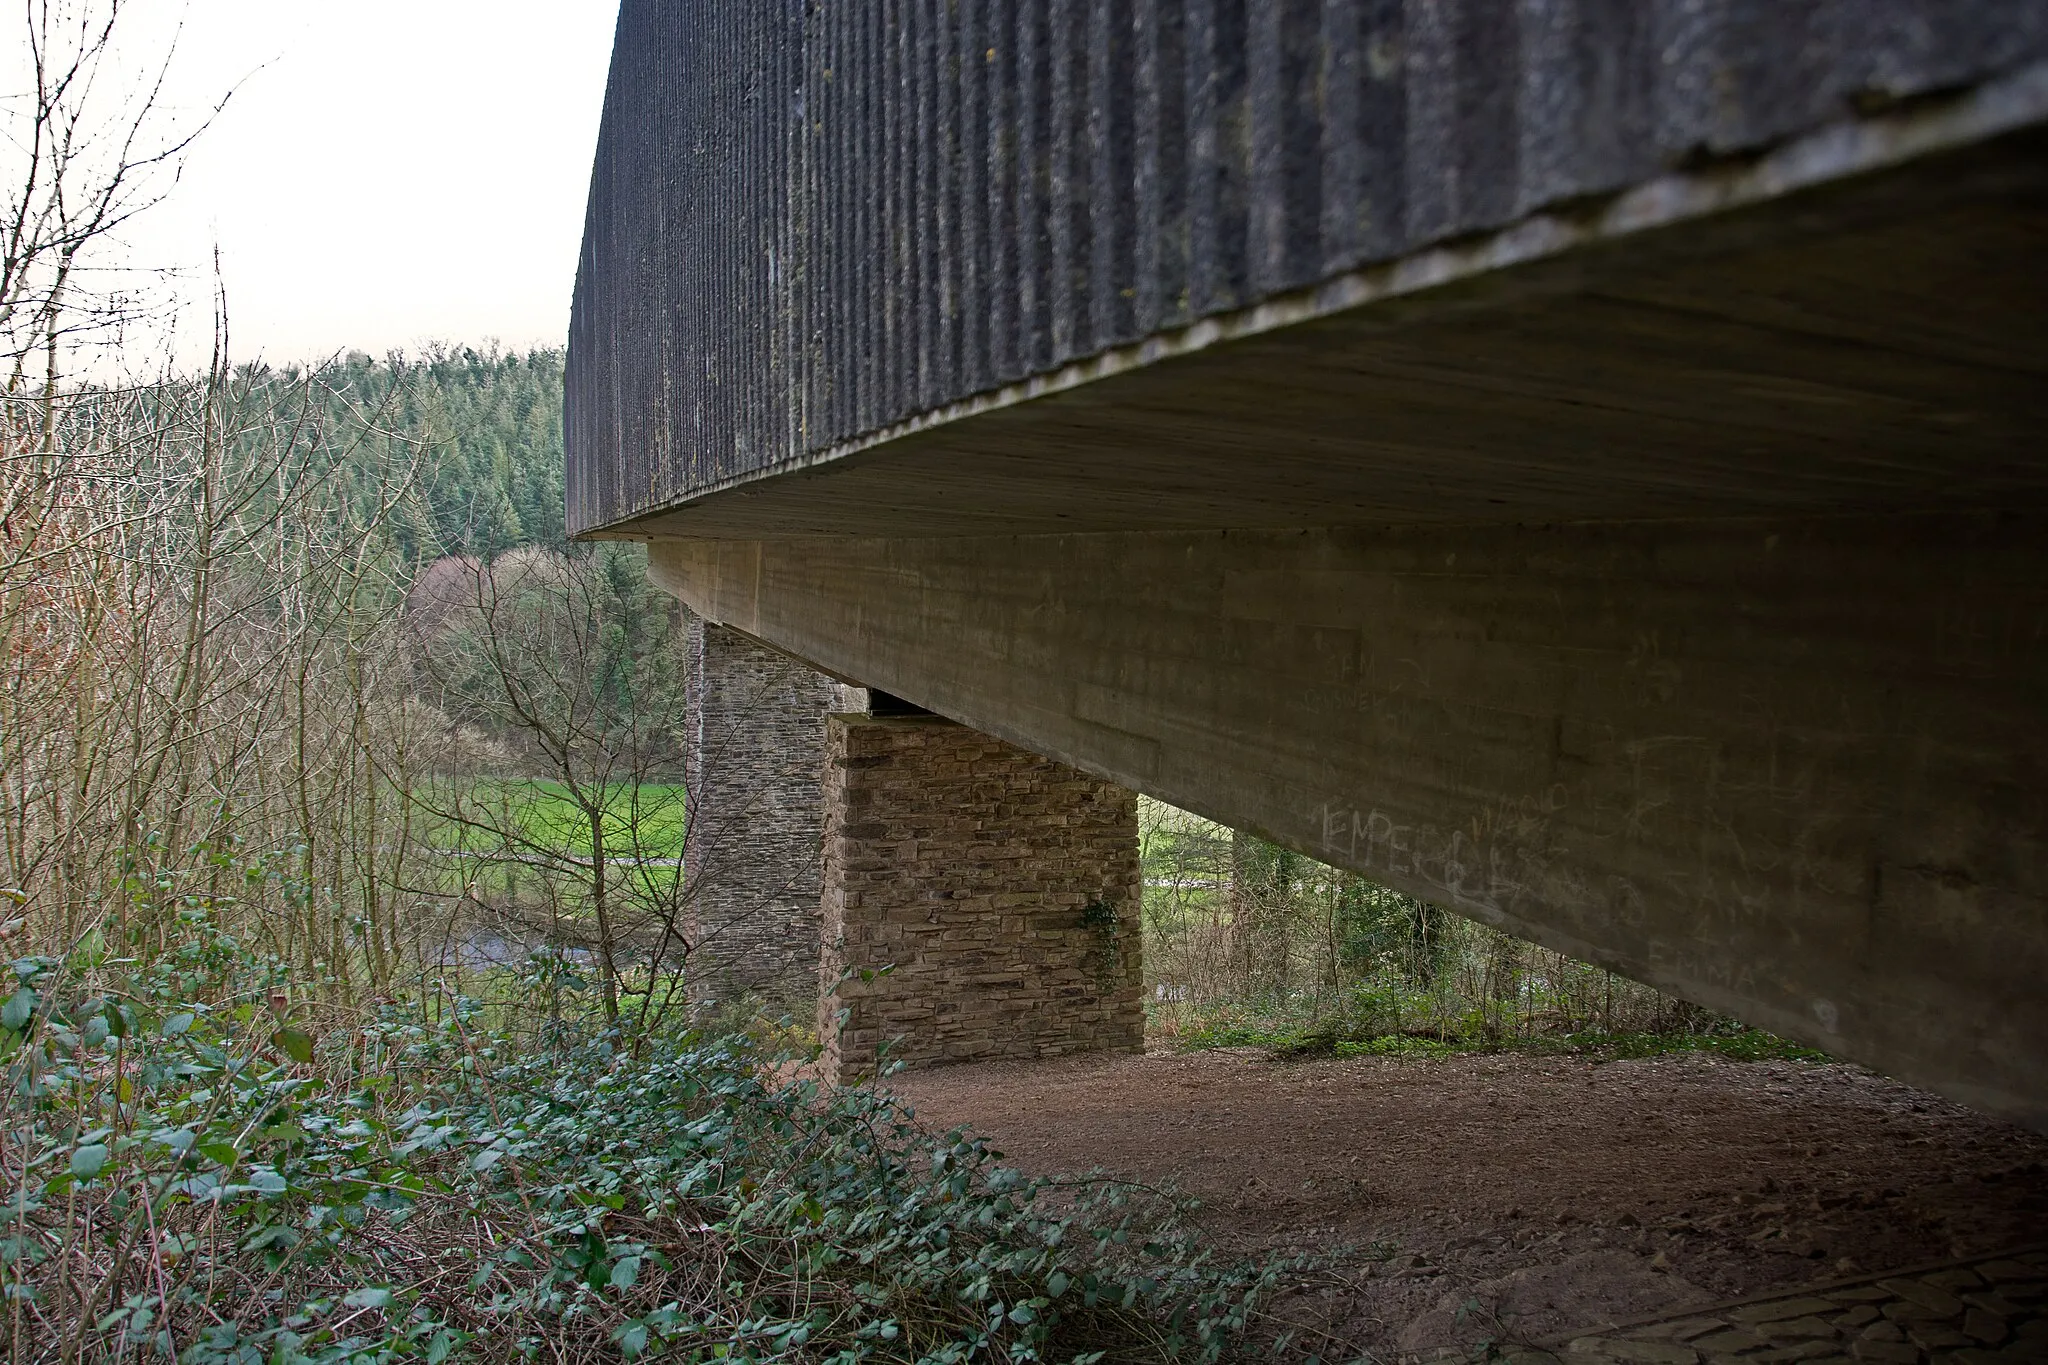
[817,714,1145,1083]
[679,623,1145,1072]
[680,612,858,1010]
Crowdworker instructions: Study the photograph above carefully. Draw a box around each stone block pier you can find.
[679,612,1143,1079]
[819,713,1144,1081]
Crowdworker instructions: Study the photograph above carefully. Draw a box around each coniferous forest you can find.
[317,347,568,562]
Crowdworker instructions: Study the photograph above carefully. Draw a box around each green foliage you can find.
[1140,802,1808,1066]
[1078,900,1125,993]
[1330,1036,1459,1060]
[1333,883,1448,986]
[81,345,570,586]
[2,923,1295,1363]
[1167,1000,1821,1067]
[317,346,568,563]
[1558,1026,1831,1064]
[407,542,696,1025]
[414,783,689,859]
[419,542,685,760]
[1167,1005,1456,1059]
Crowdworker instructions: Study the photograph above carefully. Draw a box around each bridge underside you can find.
[631,125,2048,1128]
[657,513,2043,1122]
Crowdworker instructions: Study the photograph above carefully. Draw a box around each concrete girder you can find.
[651,513,2048,1129]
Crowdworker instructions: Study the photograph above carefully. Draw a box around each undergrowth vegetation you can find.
[2,911,1297,1364]
[1139,803,1827,1067]
[1169,1011,1826,1065]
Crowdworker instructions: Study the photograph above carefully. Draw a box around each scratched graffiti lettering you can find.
[1317,800,1532,920]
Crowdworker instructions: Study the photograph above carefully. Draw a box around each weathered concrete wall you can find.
[818,715,1145,1082]
[567,1,2048,534]
[681,611,861,1008]
[655,512,2048,1129]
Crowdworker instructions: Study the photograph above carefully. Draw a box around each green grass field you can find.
[414,779,688,858]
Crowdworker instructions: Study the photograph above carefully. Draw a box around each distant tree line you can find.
[312,344,568,561]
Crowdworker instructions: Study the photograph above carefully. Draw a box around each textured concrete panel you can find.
[654,514,2048,1128]
[565,1,2048,534]
[582,114,2048,540]
[818,715,1145,1082]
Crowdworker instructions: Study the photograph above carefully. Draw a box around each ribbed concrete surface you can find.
[564,0,2048,536]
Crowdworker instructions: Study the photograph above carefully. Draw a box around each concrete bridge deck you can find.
[565,2,2048,1127]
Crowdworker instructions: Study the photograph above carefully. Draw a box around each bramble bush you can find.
[1,912,1296,1364]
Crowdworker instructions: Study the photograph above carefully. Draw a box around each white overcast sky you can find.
[111,1,620,365]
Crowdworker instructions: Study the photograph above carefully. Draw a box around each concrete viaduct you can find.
[565,2,2048,1129]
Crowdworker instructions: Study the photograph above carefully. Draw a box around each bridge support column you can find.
[818,713,1144,1082]
[681,611,860,1011]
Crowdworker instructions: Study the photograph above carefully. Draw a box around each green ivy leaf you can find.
[1,987,34,1033]
[71,928,106,969]
[609,1255,641,1291]
[273,1027,315,1063]
[243,1225,297,1252]
[69,1144,108,1179]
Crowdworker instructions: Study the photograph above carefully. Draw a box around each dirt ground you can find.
[884,1049,2048,1360]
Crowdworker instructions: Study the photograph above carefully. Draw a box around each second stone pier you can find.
[681,611,859,1012]
[818,713,1145,1083]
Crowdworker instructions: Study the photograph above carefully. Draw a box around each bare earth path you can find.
[883,1050,2048,1360]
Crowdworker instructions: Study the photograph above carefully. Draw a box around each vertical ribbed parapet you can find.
[567,1,2048,535]
[682,611,861,1010]
[818,714,1145,1082]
